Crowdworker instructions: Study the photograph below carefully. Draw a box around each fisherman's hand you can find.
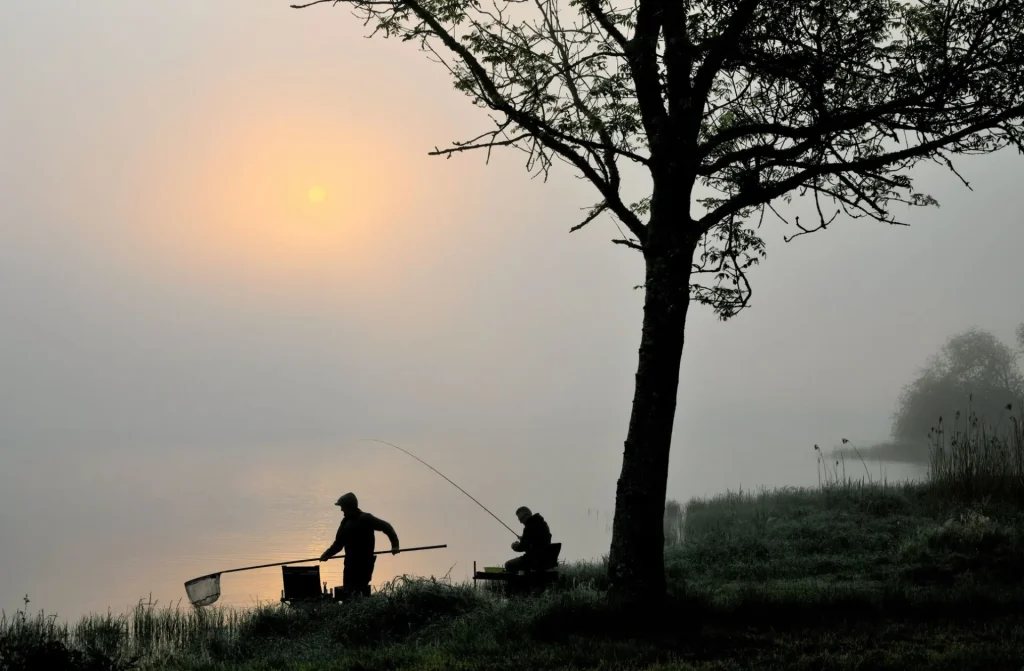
[511,541,521,552]
[391,546,400,555]
[319,552,329,562]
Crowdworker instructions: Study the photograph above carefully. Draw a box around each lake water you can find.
[0,433,927,622]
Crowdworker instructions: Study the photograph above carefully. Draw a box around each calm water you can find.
[0,434,926,621]
[0,435,619,619]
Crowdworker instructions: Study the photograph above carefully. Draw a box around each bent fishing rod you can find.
[358,438,520,539]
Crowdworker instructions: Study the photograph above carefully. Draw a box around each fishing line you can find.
[358,437,520,538]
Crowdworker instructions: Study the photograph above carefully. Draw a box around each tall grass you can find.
[927,401,1024,501]
[0,597,251,670]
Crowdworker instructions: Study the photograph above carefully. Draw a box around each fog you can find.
[1,1,1022,618]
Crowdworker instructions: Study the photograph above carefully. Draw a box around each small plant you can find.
[815,439,887,492]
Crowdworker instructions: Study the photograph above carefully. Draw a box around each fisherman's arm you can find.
[511,522,532,552]
[371,515,401,554]
[512,526,532,553]
[320,526,346,561]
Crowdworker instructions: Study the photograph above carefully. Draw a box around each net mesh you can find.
[184,575,221,607]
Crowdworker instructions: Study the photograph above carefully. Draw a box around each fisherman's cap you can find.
[335,492,358,508]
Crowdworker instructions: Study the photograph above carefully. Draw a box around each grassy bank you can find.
[4,421,1023,670]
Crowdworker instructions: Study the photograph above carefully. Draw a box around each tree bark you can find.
[607,219,696,605]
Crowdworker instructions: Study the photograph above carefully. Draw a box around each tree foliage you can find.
[295,0,1024,318]
[893,326,1024,443]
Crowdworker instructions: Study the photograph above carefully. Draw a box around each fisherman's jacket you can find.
[520,513,552,554]
[324,509,399,563]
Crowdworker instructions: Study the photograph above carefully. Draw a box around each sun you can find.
[308,185,327,203]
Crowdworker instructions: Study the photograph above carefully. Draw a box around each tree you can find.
[894,327,1024,444]
[291,0,1024,603]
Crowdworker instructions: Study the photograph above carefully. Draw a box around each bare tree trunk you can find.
[607,223,695,604]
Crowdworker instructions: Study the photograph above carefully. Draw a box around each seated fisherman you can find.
[504,506,552,572]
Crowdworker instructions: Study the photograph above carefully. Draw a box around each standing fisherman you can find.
[320,492,400,600]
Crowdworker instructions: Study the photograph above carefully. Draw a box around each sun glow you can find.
[308,185,326,203]
[128,108,435,290]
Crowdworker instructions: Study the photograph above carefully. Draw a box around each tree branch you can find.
[659,0,694,126]
[291,0,341,7]
[398,0,647,241]
[570,200,609,232]
[580,0,629,51]
[699,93,932,164]
[539,0,622,194]
[699,105,1024,229]
[625,0,669,168]
[612,238,644,250]
[690,0,763,122]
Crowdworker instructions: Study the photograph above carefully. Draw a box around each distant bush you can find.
[892,327,1023,451]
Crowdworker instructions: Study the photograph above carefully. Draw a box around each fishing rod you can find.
[358,438,520,539]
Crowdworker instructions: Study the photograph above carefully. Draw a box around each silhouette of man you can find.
[504,506,552,572]
[320,492,400,600]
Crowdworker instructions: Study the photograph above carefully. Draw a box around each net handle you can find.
[205,544,448,579]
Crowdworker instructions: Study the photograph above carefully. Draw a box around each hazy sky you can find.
[1,0,1023,616]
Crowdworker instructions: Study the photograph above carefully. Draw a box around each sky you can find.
[1,0,1022,618]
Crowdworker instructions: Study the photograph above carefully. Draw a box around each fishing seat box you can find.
[280,565,325,603]
[472,542,562,590]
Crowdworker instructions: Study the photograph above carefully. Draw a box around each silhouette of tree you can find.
[291,0,1024,603]
[894,327,1024,444]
